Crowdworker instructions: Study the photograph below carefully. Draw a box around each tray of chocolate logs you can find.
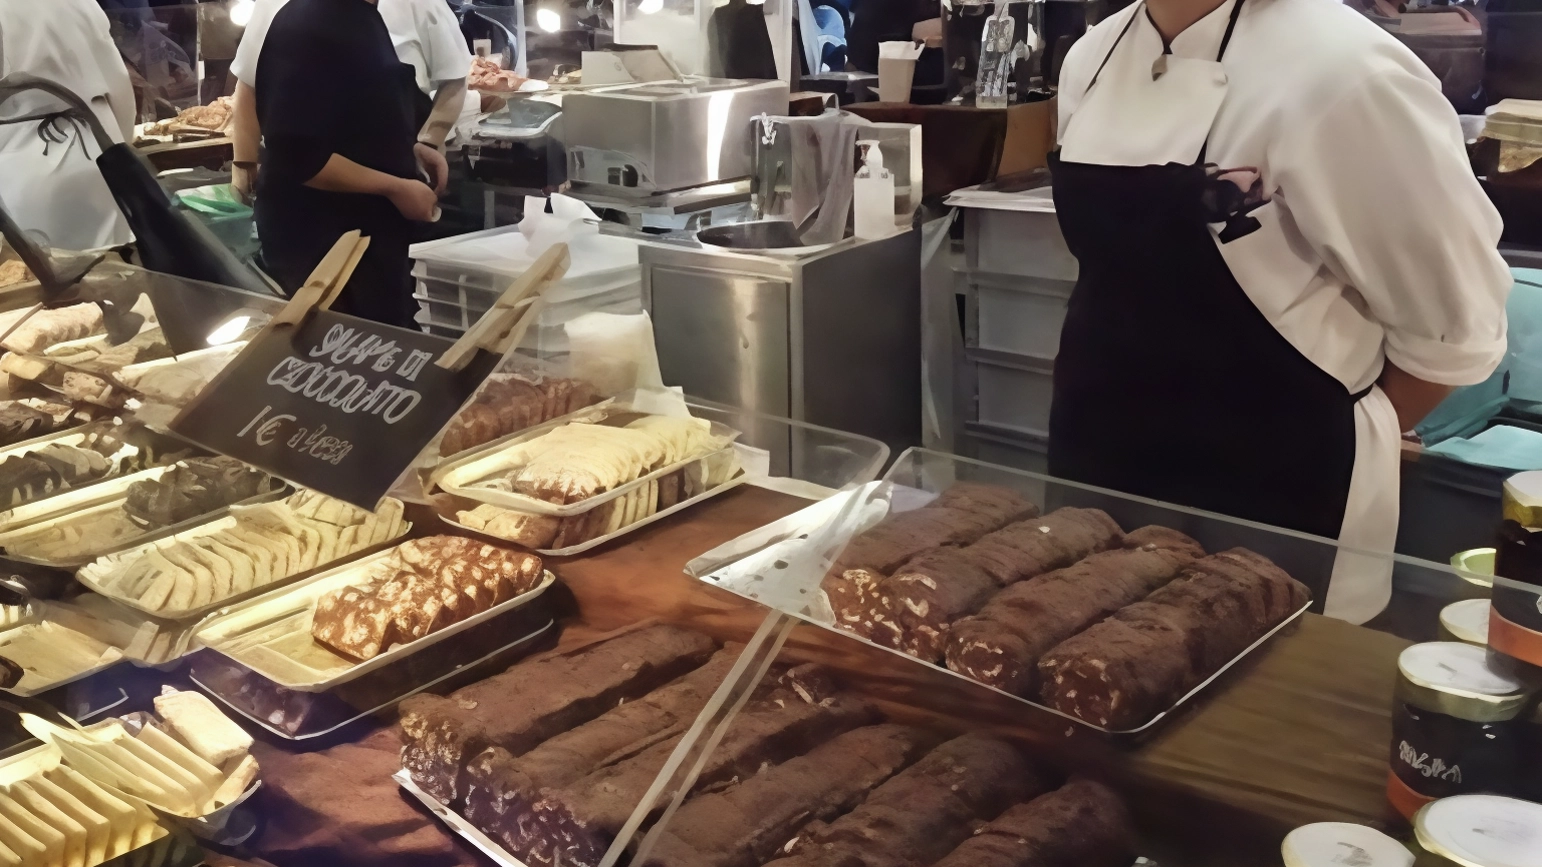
[388,623,1155,867]
[187,535,558,740]
[75,490,412,621]
[687,449,1316,739]
[430,391,755,556]
[0,419,196,519]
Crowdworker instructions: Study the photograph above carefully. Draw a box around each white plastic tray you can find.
[76,500,410,621]
[431,394,741,517]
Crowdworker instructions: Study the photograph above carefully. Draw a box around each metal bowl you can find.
[695,221,835,256]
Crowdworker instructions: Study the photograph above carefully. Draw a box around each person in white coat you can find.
[1046,0,1511,623]
[0,0,135,250]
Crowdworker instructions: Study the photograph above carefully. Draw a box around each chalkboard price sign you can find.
[172,309,497,509]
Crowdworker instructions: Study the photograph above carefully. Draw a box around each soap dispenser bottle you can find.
[853,140,896,241]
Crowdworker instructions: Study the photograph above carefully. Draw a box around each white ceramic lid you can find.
[1398,642,1527,697]
[1440,599,1493,645]
[1416,795,1542,867]
[1282,823,1414,867]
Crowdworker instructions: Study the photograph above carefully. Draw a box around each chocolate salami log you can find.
[843,508,1126,659]
[944,527,1203,693]
[764,734,1054,867]
[640,725,936,867]
[1037,549,1310,729]
[930,778,1134,867]
[959,508,1125,587]
[523,693,878,867]
[398,625,716,805]
[822,484,1038,618]
[460,646,744,854]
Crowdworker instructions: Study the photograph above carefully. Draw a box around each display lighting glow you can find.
[206,314,251,346]
[536,8,562,32]
[229,0,255,27]
[637,0,664,13]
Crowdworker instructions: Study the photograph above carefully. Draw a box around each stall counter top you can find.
[245,484,1404,867]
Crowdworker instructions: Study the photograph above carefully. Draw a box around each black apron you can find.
[1046,0,1368,540]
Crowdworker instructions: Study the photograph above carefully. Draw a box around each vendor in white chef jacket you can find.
[1047,0,1512,623]
[0,0,135,250]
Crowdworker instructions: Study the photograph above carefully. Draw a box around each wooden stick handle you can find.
[271,231,365,327]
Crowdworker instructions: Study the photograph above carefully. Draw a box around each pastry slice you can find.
[185,542,233,603]
[135,724,224,802]
[204,536,255,595]
[0,811,45,867]
[212,754,259,808]
[31,776,108,867]
[161,546,215,610]
[372,499,406,546]
[48,767,148,856]
[115,732,215,813]
[310,520,341,566]
[9,780,89,867]
[0,789,66,867]
[153,689,252,768]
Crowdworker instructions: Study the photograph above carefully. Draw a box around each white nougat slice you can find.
[134,725,223,803]
[152,691,252,770]
[114,732,213,814]
[50,735,185,818]
[46,768,141,860]
[211,754,259,809]
[0,811,43,867]
[215,530,277,587]
[8,781,88,867]
[29,778,107,867]
[0,834,20,867]
[0,793,64,867]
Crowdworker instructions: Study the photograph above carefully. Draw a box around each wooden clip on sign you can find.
[436,242,570,371]
[270,231,371,328]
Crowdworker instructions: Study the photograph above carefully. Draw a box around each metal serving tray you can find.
[396,770,539,867]
[193,548,557,692]
[0,465,166,537]
[431,392,741,518]
[438,443,762,557]
[75,497,410,621]
[688,480,1313,738]
[189,614,556,742]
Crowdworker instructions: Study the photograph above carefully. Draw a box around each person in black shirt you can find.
[253,0,443,328]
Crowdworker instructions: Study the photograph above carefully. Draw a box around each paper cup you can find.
[878,57,917,103]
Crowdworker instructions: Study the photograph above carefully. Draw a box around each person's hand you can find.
[388,177,439,221]
[912,18,943,48]
[231,162,257,204]
[414,142,449,194]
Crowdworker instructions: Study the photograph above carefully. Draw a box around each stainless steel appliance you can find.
[564,78,790,195]
[640,231,921,471]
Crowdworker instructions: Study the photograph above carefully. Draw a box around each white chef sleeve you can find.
[1273,64,1511,387]
[416,0,472,85]
[230,0,286,87]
